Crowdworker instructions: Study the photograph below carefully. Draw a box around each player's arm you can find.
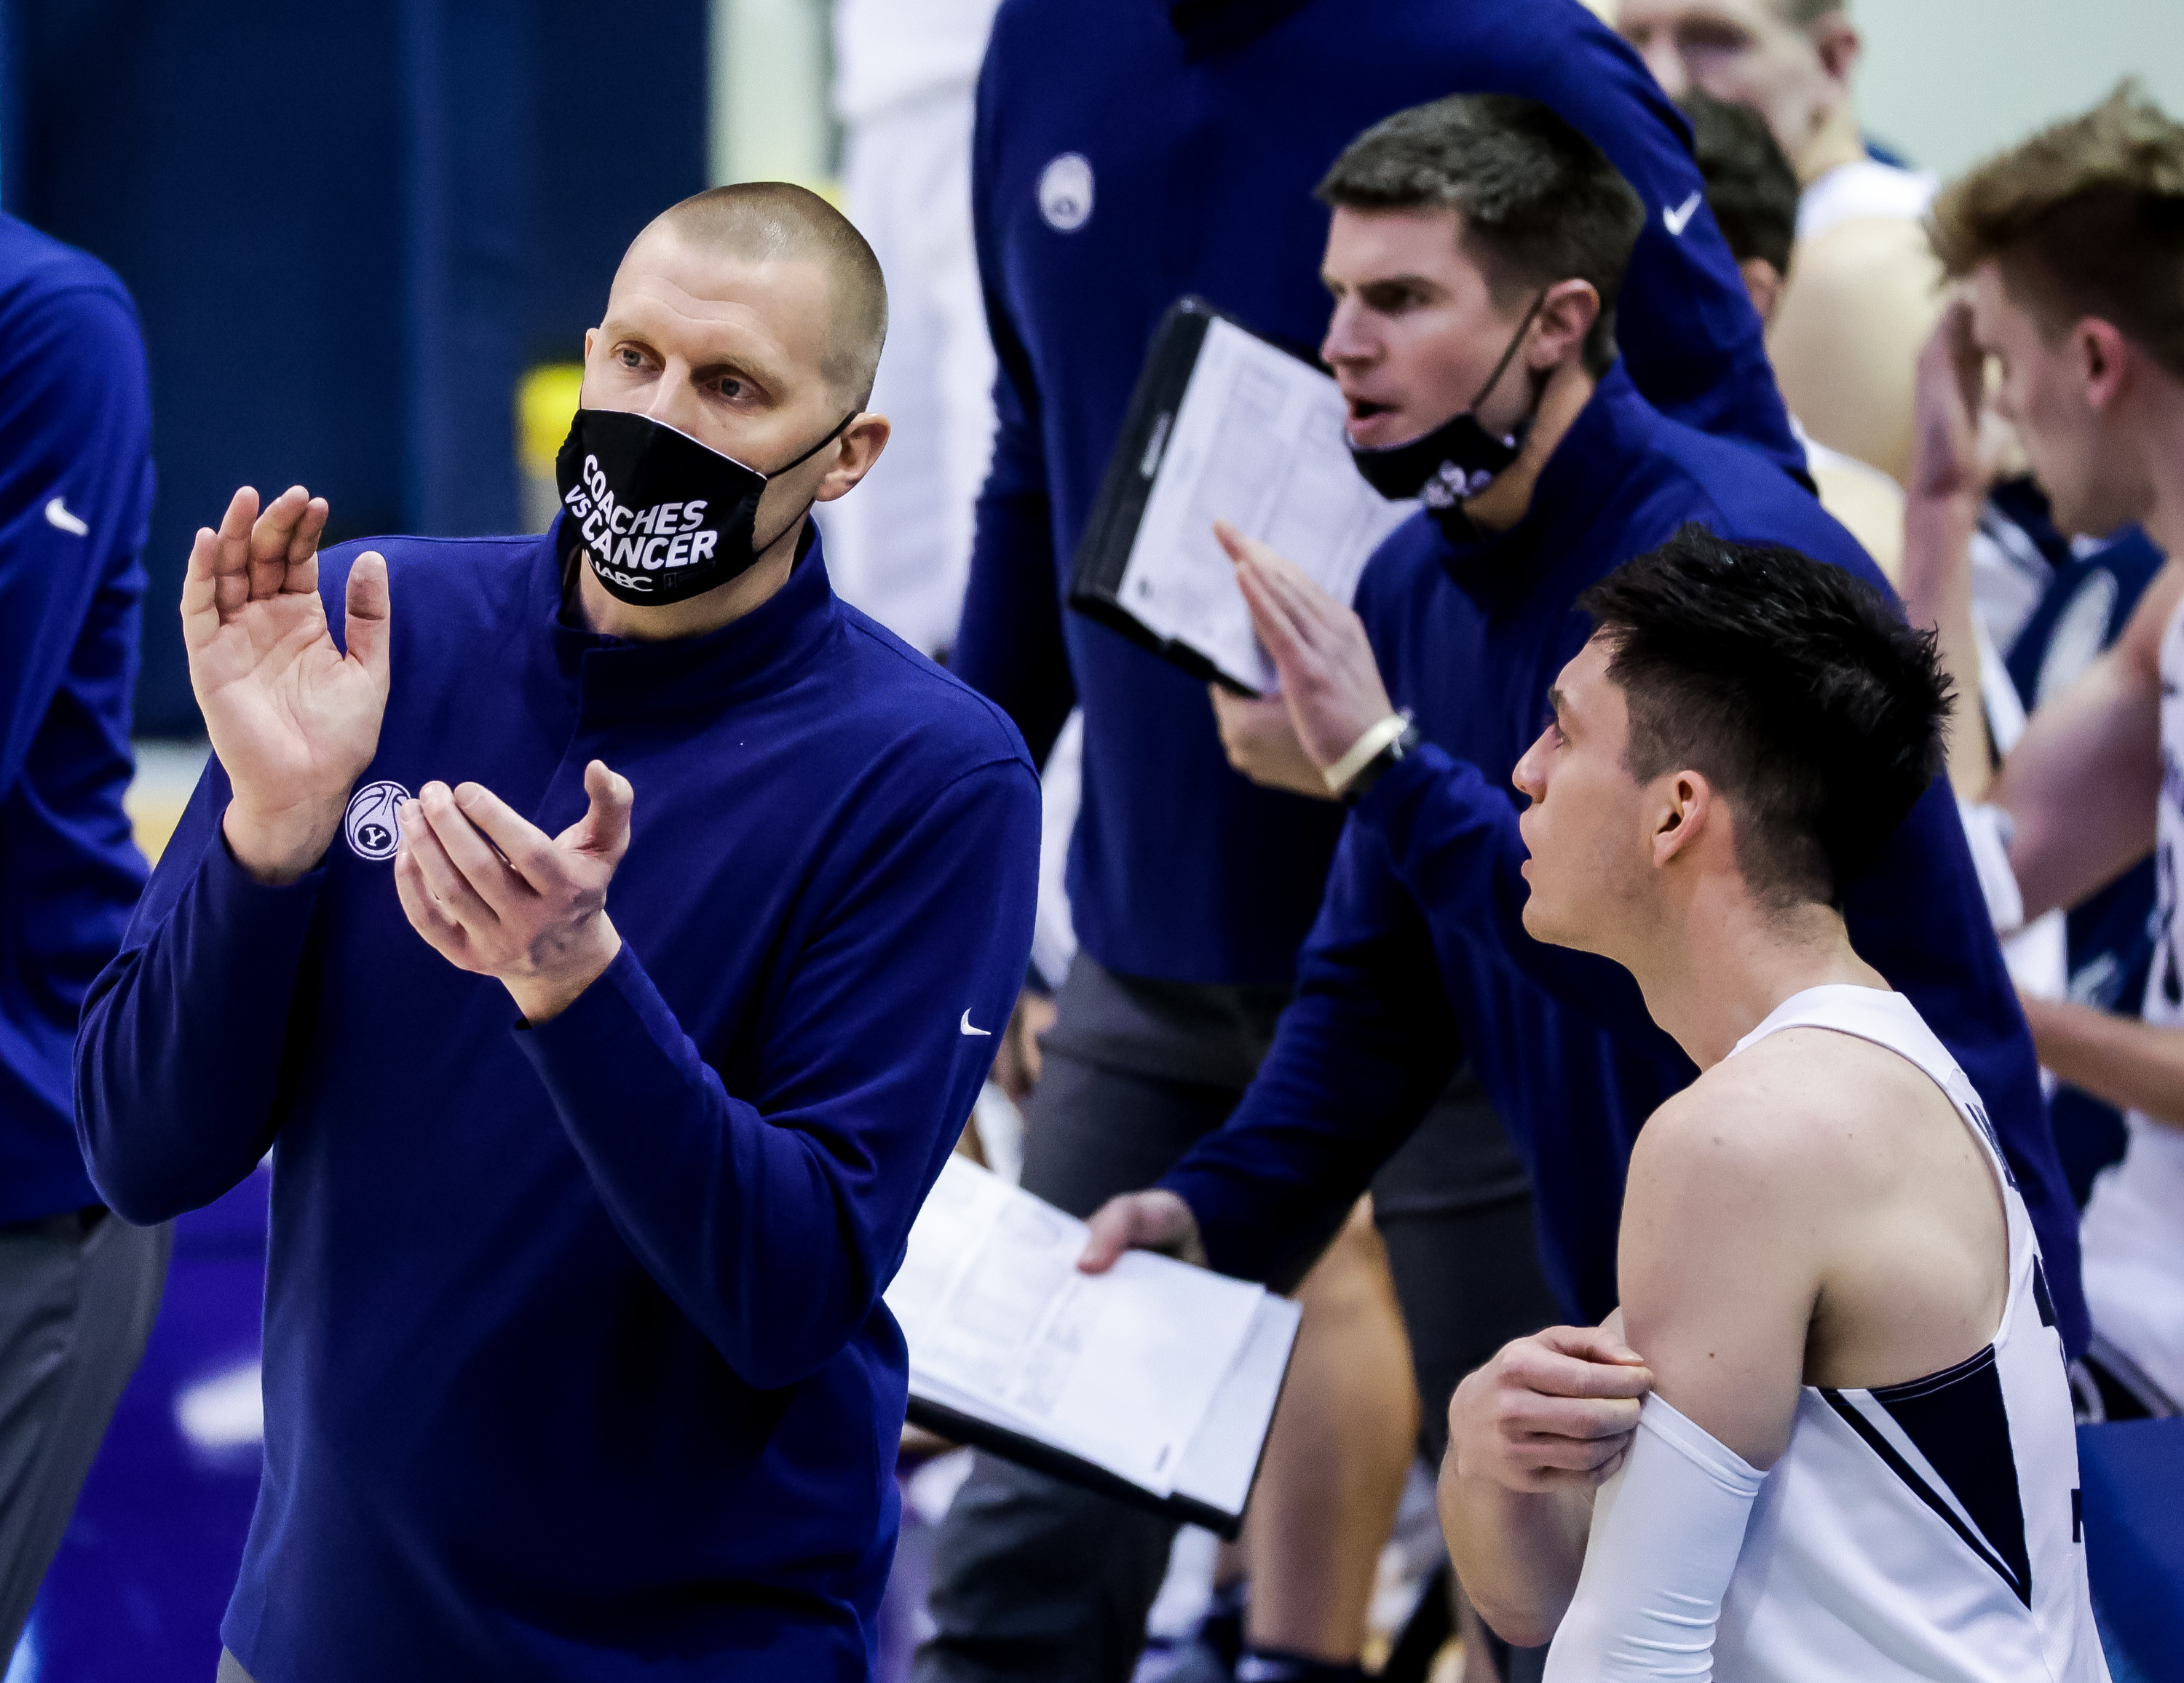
[1770,217,1950,486]
[1897,296,1999,799]
[2019,994,2184,1133]
[1990,556,2178,919]
[1543,1069,1818,1675]
[1616,1073,1816,1465]
[447,756,1042,1390]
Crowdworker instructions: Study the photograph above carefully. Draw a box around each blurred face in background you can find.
[1970,262,2154,540]
[1319,204,1543,452]
[1617,0,1853,179]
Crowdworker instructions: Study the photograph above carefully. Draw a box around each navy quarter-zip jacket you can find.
[957,0,1803,989]
[0,213,153,1223]
[75,526,1040,1680]
[1158,365,2089,1355]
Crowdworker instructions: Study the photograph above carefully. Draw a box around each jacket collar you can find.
[531,518,841,720]
[1431,361,1661,609]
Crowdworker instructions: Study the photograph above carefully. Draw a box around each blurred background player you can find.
[1617,0,1944,484]
[1902,84,2184,1420]
[1682,75,2168,1230]
[822,0,1002,660]
[1678,88,1907,578]
[0,209,169,1656]
[925,3,1803,1678]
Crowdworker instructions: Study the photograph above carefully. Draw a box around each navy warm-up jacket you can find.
[0,212,153,1225]
[76,528,1041,1680]
[1158,365,2091,1356]
[957,0,1801,989]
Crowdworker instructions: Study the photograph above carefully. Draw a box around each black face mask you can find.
[1347,293,1547,512]
[554,408,854,607]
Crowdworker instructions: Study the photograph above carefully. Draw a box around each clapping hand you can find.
[182,486,391,883]
[393,761,633,1023]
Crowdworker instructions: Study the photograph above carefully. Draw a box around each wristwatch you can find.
[1332,715,1423,807]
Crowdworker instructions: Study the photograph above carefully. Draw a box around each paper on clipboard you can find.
[1109,314,1415,694]
[887,1155,1267,1497]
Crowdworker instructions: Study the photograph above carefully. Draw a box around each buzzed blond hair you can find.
[1928,82,2184,382]
[654,182,889,403]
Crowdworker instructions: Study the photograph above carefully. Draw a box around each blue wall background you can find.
[1,0,709,734]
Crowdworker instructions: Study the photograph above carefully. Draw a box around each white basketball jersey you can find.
[2076,593,2184,1412]
[1709,986,2108,1680]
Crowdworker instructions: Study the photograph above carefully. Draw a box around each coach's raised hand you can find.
[183,485,391,884]
[1216,520,1396,780]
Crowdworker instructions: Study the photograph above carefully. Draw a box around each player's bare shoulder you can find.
[1631,1028,1918,1197]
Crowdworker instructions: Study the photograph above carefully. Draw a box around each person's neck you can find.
[1795,101,1869,190]
[1616,887,1888,1071]
[1462,358,1598,535]
[2133,379,2184,562]
[573,515,804,641]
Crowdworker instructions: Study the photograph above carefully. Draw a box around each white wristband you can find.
[1323,713,1411,795]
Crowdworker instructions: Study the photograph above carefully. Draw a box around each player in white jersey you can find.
[1896,86,2184,1422]
[1437,527,2106,1678]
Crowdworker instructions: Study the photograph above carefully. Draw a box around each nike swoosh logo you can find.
[44,496,88,536]
[1663,190,1703,238]
[960,1010,992,1037]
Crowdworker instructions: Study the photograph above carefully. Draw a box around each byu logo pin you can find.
[1037,153,1093,232]
[344,780,411,862]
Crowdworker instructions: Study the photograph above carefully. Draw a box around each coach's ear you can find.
[1648,768,1720,871]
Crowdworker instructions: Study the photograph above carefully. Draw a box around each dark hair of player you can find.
[1928,82,2184,384]
[1317,93,1646,376]
[1680,90,1800,276]
[1575,526,1952,910]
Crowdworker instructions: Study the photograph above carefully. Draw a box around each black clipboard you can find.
[1068,296,1332,695]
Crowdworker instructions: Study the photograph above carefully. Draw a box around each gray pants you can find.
[914,959,1558,1683]
[0,1205,171,1653]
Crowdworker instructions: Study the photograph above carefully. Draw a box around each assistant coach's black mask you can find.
[1347,293,1546,513]
[554,408,854,606]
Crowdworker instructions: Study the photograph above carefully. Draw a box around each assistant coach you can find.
[75,183,1040,1681]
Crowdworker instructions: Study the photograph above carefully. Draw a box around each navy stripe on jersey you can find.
[1867,1345,2034,1607]
[1817,1353,2035,1615]
[1820,1389,2025,1604]
[2033,1258,2057,1329]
